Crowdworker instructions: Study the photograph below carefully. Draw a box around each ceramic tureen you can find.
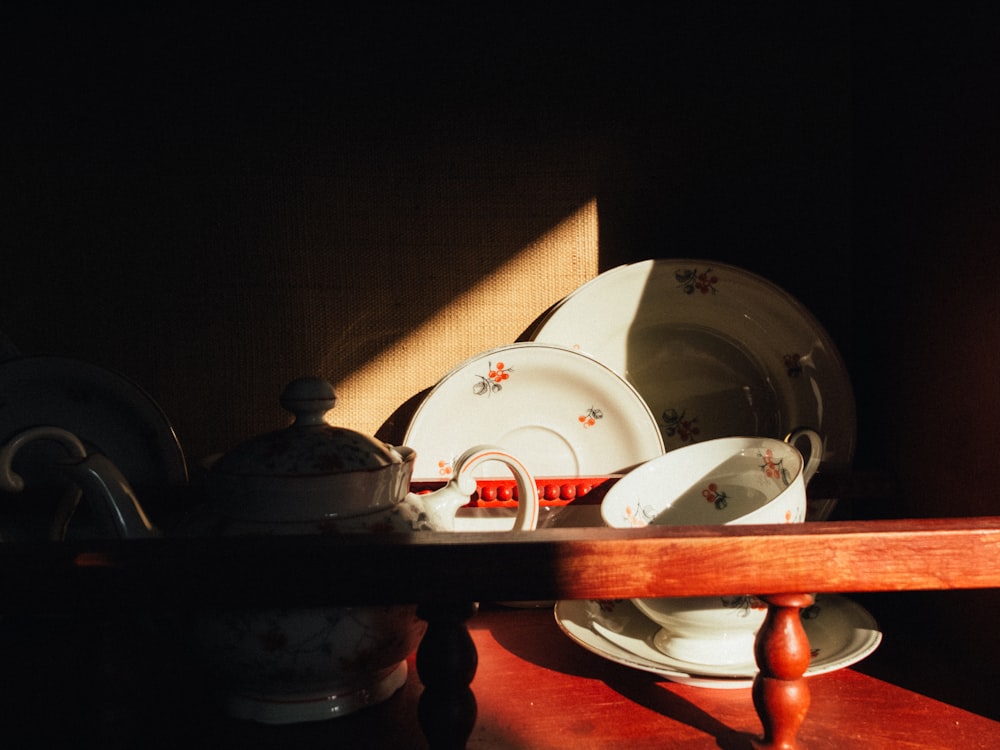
[0,376,539,723]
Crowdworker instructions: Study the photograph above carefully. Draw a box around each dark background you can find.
[5,5,997,503]
[4,6,857,461]
[2,2,999,734]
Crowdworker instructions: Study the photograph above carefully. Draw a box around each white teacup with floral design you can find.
[601,429,822,666]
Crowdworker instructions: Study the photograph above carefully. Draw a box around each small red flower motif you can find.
[579,406,603,428]
[625,503,650,527]
[676,267,719,295]
[702,483,729,509]
[695,271,719,294]
[474,361,513,395]
[489,361,510,382]
[761,449,781,479]
[662,408,700,443]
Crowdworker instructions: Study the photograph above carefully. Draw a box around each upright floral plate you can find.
[530,260,855,473]
[403,343,665,481]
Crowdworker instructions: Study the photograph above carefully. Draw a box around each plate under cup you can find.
[553,596,881,688]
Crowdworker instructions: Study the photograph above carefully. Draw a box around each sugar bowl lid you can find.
[210,376,402,478]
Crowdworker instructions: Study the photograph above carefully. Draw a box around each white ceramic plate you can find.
[554,595,881,689]
[0,355,188,491]
[403,343,665,481]
[530,260,855,474]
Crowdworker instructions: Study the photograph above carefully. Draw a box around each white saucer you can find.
[403,343,664,481]
[554,595,881,689]
[530,260,856,479]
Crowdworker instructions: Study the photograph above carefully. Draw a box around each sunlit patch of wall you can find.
[328,198,599,441]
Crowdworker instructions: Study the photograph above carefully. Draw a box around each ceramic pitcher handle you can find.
[0,426,88,492]
[0,426,90,542]
[785,428,823,485]
[452,445,540,531]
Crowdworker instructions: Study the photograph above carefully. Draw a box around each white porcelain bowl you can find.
[601,431,821,666]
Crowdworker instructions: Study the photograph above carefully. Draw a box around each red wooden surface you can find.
[184,605,998,749]
[1,515,998,746]
[5,517,1000,613]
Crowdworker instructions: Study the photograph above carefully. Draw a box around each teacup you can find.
[601,429,822,666]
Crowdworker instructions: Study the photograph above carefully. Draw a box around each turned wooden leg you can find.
[415,602,479,749]
[751,593,815,750]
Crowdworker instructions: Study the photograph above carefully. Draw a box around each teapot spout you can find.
[0,426,159,540]
[61,453,160,539]
[401,445,539,532]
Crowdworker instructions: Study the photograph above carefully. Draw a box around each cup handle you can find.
[784,428,823,485]
[452,445,540,531]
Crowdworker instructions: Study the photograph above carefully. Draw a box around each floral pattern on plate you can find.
[530,259,855,478]
[473,361,512,396]
[404,343,664,481]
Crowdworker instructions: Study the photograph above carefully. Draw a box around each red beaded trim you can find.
[410,477,614,508]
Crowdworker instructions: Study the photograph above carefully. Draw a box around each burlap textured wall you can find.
[3,134,603,463]
[3,8,854,466]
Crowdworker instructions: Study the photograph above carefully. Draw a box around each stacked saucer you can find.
[554,596,881,689]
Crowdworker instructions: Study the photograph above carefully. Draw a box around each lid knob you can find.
[280,377,337,426]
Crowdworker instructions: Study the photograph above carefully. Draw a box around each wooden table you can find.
[5,602,992,749]
[2,516,999,748]
[348,604,999,750]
